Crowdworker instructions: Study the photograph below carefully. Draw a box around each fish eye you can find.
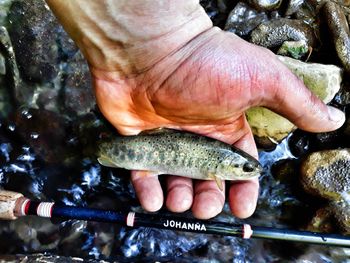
[243,162,255,173]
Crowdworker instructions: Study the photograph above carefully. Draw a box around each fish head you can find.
[216,153,262,180]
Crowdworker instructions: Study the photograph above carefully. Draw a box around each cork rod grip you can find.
[0,190,23,220]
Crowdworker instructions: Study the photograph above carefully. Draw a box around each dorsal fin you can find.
[138,128,176,135]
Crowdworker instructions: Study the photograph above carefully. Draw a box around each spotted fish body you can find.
[98,129,262,182]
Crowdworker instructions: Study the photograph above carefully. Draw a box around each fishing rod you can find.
[1,190,350,247]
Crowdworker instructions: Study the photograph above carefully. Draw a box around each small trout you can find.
[98,129,262,188]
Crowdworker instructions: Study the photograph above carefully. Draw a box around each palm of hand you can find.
[91,29,342,219]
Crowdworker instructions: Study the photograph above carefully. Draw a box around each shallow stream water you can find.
[0,0,349,262]
[0,114,348,262]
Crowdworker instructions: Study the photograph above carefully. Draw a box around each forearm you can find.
[45,0,212,75]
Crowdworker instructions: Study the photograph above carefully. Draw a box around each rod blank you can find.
[1,190,349,247]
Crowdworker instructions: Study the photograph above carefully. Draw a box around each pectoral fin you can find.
[97,156,118,168]
[132,170,162,179]
[208,173,223,191]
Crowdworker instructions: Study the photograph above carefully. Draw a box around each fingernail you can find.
[245,200,257,217]
[180,197,192,209]
[328,106,345,123]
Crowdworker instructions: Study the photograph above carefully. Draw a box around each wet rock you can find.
[0,56,10,117]
[323,1,350,74]
[296,249,334,263]
[200,0,231,27]
[57,27,79,59]
[10,216,59,250]
[293,1,318,25]
[62,51,94,116]
[277,40,309,59]
[334,0,350,7]
[247,0,282,11]
[0,53,5,75]
[309,129,345,150]
[224,2,268,37]
[345,118,350,137]
[332,201,350,234]
[59,220,87,246]
[7,0,60,83]
[285,0,305,16]
[300,149,350,201]
[334,80,350,105]
[330,247,350,263]
[250,18,317,51]
[247,107,295,148]
[12,108,71,164]
[288,130,310,157]
[307,207,335,233]
[246,56,342,147]
[0,1,12,25]
[37,88,60,112]
[200,0,221,20]
[0,26,28,108]
[271,159,298,184]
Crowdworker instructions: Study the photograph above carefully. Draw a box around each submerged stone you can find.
[307,207,335,233]
[63,51,94,116]
[7,0,60,83]
[300,149,350,201]
[332,201,350,234]
[0,254,84,263]
[12,108,71,164]
[246,56,342,147]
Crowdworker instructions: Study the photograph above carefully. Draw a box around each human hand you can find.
[46,0,345,219]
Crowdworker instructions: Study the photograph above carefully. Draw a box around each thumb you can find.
[261,60,345,132]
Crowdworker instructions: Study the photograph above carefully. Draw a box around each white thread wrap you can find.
[20,199,30,216]
[37,202,54,218]
[126,212,135,227]
[243,224,253,239]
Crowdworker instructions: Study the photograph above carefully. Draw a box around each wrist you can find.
[46,0,212,76]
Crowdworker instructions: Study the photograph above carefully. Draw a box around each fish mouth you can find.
[252,157,263,173]
[257,162,263,173]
